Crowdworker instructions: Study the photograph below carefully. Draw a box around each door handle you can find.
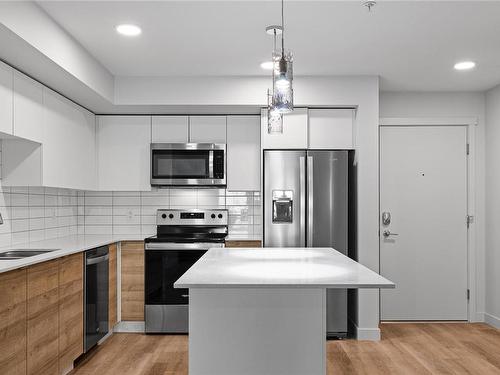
[383,230,399,238]
[307,156,313,247]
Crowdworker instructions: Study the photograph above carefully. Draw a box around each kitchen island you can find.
[174,247,394,375]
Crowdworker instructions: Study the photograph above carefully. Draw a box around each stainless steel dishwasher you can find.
[84,246,109,352]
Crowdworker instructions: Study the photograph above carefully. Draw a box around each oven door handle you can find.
[145,242,224,250]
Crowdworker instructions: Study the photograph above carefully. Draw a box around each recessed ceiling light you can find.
[260,61,274,70]
[116,24,142,37]
[454,61,476,71]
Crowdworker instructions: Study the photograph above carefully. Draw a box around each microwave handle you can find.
[209,150,214,178]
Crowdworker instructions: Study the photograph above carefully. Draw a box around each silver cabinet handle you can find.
[181,294,189,298]
[383,230,399,238]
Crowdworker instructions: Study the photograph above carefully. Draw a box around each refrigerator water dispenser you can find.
[272,190,293,223]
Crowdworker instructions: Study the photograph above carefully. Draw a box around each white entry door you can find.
[380,126,468,320]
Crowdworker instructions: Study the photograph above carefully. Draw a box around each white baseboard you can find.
[113,321,145,333]
[484,313,500,329]
[353,324,381,341]
[472,312,485,323]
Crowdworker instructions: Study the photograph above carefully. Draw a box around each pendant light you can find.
[272,0,294,114]
[267,26,283,134]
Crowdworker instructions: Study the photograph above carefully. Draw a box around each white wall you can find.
[380,91,486,322]
[485,86,500,328]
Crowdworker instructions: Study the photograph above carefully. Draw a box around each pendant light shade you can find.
[267,89,283,134]
[273,50,293,113]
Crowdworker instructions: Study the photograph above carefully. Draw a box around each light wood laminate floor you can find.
[71,323,500,375]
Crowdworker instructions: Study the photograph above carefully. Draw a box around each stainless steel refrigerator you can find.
[263,150,354,338]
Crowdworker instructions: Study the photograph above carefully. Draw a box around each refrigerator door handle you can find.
[307,155,314,247]
[299,156,306,247]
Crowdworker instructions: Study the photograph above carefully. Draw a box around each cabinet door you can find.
[189,116,226,143]
[43,89,96,190]
[109,243,118,329]
[97,116,151,191]
[261,108,308,149]
[59,253,83,374]
[121,241,144,321]
[0,61,13,135]
[152,116,189,143]
[226,116,260,191]
[0,268,27,375]
[27,259,59,375]
[308,109,354,149]
[13,71,44,143]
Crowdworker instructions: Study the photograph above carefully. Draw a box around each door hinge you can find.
[467,289,470,301]
[466,143,470,155]
[467,215,474,228]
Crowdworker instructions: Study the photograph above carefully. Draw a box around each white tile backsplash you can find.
[0,177,261,245]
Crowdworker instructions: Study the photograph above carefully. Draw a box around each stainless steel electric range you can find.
[144,208,228,333]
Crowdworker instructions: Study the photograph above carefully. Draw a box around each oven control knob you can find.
[211,214,216,219]
[218,214,223,219]
[168,214,174,219]
[161,214,167,219]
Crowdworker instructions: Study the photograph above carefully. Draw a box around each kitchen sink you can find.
[0,249,59,260]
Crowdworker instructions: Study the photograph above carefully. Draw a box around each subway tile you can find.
[29,218,45,231]
[198,195,225,206]
[113,191,141,197]
[44,227,59,240]
[113,215,140,225]
[85,191,112,197]
[170,194,196,206]
[85,196,112,206]
[45,216,59,229]
[229,215,253,225]
[58,195,72,206]
[0,220,12,234]
[85,216,112,225]
[57,226,71,237]
[141,215,156,225]
[141,195,169,206]
[28,194,44,206]
[29,229,45,242]
[141,190,169,197]
[10,193,29,206]
[0,232,11,247]
[11,231,29,245]
[228,224,252,236]
[113,195,141,206]
[226,196,253,206]
[28,186,45,195]
[44,187,59,195]
[29,207,45,219]
[113,225,141,235]
[113,206,140,216]
[10,207,30,220]
[0,192,11,207]
[197,188,225,197]
[85,206,112,216]
[10,187,29,194]
[85,225,112,235]
[141,225,156,237]
[44,194,58,206]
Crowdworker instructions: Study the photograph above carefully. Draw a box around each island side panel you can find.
[189,288,326,375]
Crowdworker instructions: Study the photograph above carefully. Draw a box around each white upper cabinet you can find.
[308,109,355,149]
[189,116,226,143]
[43,89,96,190]
[13,71,44,143]
[226,116,261,191]
[0,61,13,135]
[152,116,189,143]
[97,116,151,191]
[261,108,308,149]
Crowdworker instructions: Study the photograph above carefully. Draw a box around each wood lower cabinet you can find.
[27,259,60,375]
[225,240,262,248]
[58,253,83,374]
[121,241,144,321]
[109,243,118,329]
[0,268,27,375]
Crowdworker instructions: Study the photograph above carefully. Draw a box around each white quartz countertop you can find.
[0,234,144,274]
[174,247,395,289]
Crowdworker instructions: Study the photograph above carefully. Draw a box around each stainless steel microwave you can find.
[150,143,226,186]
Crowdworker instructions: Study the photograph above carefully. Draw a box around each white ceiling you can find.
[38,1,500,91]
